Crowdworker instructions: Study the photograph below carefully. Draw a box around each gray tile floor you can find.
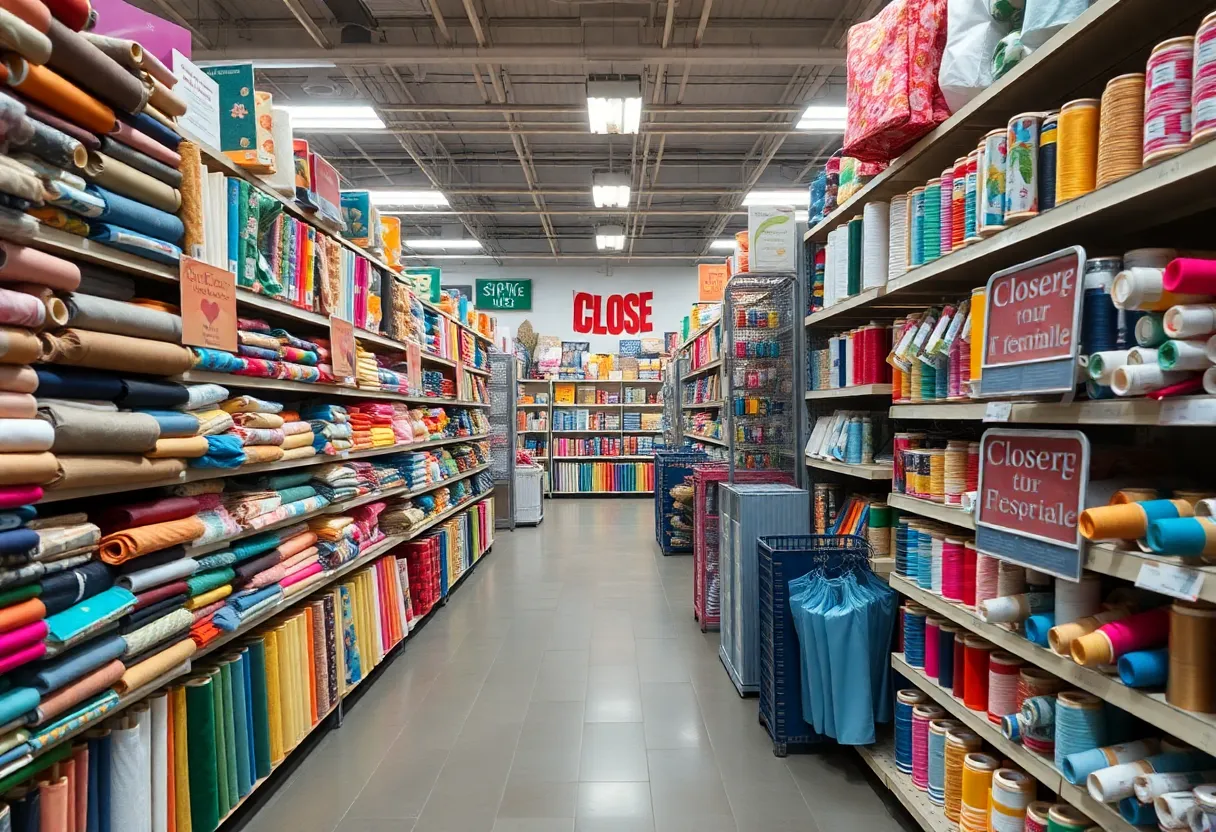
[240,499,916,832]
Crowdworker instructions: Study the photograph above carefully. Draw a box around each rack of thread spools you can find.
[677,318,727,457]
[806,323,894,396]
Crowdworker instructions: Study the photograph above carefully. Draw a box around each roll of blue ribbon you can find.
[1024,613,1056,647]
[937,626,955,689]
[1054,695,1106,775]
[1119,797,1158,826]
[1147,516,1215,556]
[1118,648,1169,688]
[1001,713,1021,741]
[904,608,926,669]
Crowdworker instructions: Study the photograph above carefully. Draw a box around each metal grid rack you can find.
[654,451,708,555]
[488,352,516,530]
[722,273,804,485]
[662,358,682,449]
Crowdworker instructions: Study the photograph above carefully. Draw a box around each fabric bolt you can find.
[146,436,209,459]
[230,412,283,429]
[0,485,42,511]
[121,593,185,631]
[0,392,35,420]
[31,522,97,559]
[0,452,55,485]
[242,446,283,465]
[213,590,280,632]
[192,508,241,545]
[43,178,102,217]
[76,265,134,302]
[63,291,182,343]
[37,403,160,453]
[38,329,193,374]
[0,6,50,62]
[0,506,36,531]
[28,206,89,236]
[184,585,230,611]
[115,638,194,694]
[20,633,125,691]
[107,118,180,172]
[10,103,91,165]
[87,222,181,266]
[0,597,42,634]
[220,395,283,414]
[12,152,85,188]
[233,551,279,581]
[120,607,191,657]
[0,326,41,365]
[0,157,44,204]
[0,619,44,656]
[123,631,190,668]
[185,567,234,598]
[179,383,227,412]
[43,589,133,651]
[193,409,236,436]
[0,0,49,33]
[136,409,199,438]
[47,455,185,491]
[0,288,45,329]
[87,184,184,244]
[2,55,114,134]
[279,432,313,452]
[27,690,120,753]
[83,151,178,213]
[0,527,36,556]
[242,563,283,590]
[115,557,198,593]
[230,427,284,447]
[279,446,316,462]
[31,365,116,400]
[0,418,51,452]
[37,561,109,616]
[100,517,205,565]
[0,685,37,729]
[123,111,178,151]
[100,494,219,533]
[195,550,236,572]
[40,0,86,32]
[32,658,122,725]
[0,364,38,393]
[96,135,180,187]
[189,348,245,374]
[192,435,244,469]
[44,18,146,112]
[133,580,190,612]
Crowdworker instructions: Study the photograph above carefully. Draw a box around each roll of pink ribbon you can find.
[1163,258,1216,293]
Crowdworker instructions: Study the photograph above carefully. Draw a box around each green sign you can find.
[476,278,532,310]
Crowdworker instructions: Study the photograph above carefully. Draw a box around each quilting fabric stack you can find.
[301,401,351,455]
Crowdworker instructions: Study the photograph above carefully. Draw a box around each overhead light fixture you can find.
[796,104,848,132]
[710,239,736,251]
[595,224,626,251]
[796,209,809,222]
[586,76,643,135]
[282,105,386,132]
[368,190,449,207]
[404,238,482,250]
[743,189,808,206]
[592,171,631,208]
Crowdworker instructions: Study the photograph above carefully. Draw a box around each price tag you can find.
[1135,561,1205,601]
[1159,397,1216,426]
[984,401,1012,422]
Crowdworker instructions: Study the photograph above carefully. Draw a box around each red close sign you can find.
[976,430,1088,547]
[573,291,654,335]
[983,249,1081,368]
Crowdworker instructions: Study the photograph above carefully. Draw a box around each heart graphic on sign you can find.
[201,299,220,324]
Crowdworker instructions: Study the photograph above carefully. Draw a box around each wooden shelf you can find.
[886,493,975,530]
[805,286,885,327]
[805,384,893,400]
[683,359,722,380]
[683,401,723,409]
[517,403,551,408]
[805,457,893,480]
[552,455,654,460]
[890,573,1216,758]
[855,740,957,832]
[684,432,727,447]
[890,396,1216,426]
[893,652,1139,832]
[517,429,549,433]
[678,317,722,351]
[173,370,489,408]
[1084,542,1216,603]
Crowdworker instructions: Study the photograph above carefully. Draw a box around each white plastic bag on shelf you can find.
[1021,0,1089,48]
[938,0,1012,113]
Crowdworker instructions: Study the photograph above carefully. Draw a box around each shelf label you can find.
[180,256,237,352]
[975,429,1090,581]
[1159,397,1216,426]
[330,315,356,379]
[984,402,1013,422]
[1136,561,1205,601]
[980,247,1085,398]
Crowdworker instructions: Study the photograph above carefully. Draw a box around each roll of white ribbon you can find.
[1054,573,1102,625]
[1111,364,1189,396]
[1088,350,1129,384]
[1133,771,1216,803]
[1165,305,1216,339]
[1125,248,1178,268]
[1160,339,1212,371]
[1154,792,1197,829]
[888,195,909,281]
[862,201,890,290]
[1127,347,1158,365]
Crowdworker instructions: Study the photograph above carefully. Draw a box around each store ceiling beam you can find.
[424,0,450,44]
[382,208,746,216]
[376,104,804,114]
[192,44,847,66]
[280,0,331,49]
[364,126,820,135]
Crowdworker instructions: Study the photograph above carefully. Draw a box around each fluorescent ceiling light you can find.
[587,77,643,135]
[283,104,385,132]
[592,171,630,208]
[797,104,847,132]
[405,238,482,250]
[368,190,448,207]
[596,224,626,251]
[743,189,807,206]
[710,239,736,251]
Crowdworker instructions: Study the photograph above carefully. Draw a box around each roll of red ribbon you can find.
[952,634,967,701]
[925,617,941,680]
[962,541,977,608]
[962,636,993,713]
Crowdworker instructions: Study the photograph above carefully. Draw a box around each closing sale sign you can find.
[975,429,1090,580]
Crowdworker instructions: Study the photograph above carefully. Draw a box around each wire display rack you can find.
[488,352,515,529]
[654,451,709,554]
[722,273,804,484]
[662,358,682,449]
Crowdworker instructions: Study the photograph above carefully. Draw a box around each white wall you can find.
[440,265,701,352]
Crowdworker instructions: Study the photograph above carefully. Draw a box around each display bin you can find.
[515,464,545,526]
[756,533,872,756]
[693,466,793,631]
[654,451,709,554]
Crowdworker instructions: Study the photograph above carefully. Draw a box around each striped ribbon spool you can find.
[925,616,942,678]
[978,129,1007,236]
[867,503,893,558]
[968,287,986,388]
[975,553,1000,607]
[1053,690,1107,773]
[947,336,962,398]
[952,632,968,700]
[1005,112,1041,224]
[1025,801,1053,832]
[964,150,980,242]
[939,169,954,257]
[1038,112,1059,211]
[996,559,1027,597]
[944,730,983,822]
[1047,805,1092,832]
[938,623,960,689]
[1194,12,1216,145]
[1143,37,1195,165]
[966,442,980,491]
[951,156,967,250]
[986,651,1024,724]
[941,537,966,602]
[930,534,945,595]
[1096,73,1145,187]
[1017,667,1065,710]
[910,187,925,268]
[887,194,910,280]
[962,540,978,608]
[923,178,942,263]
[928,448,945,502]
[894,689,926,773]
[927,718,960,804]
[861,200,890,290]
[1167,600,1216,713]
[920,361,938,402]
[916,524,933,590]
[962,635,995,713]
[990,769,1036,832]
[911,703,944,790]
[903,602,927,668]
[1056,99,1100,204]
[959,752,1001,832]
[944,440,968,505]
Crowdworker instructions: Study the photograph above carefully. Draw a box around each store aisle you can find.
[239,500,913,832]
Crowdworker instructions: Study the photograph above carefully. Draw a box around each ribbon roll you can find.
[1080,498,1193,540]
[1088,350,1129,383]
[1113,267,1209,311]
[1135,312,1168,346]
[1111,364,1190,396]
[1118,648,1170,687]
[1149,515,1216,557]
[1157,339,1211,371]
[1126,346,1158,365]
[1164,304,1216,339]
[1163,257,1216,293]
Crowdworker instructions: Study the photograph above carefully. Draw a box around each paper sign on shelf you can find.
[171,50,220,149]
[698,264,729,302]
[984,402,1013,422]
[330,315,356,379]
[180,256,237,352]
[1136,561,1205,601]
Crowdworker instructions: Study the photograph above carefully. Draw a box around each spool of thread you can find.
[938,623,959,689]
[1154,790,1199,829]
[951,157,967,251]
[999,712,1020,742]
[1165,304,1216,339]
[1127,345,1159,365]
[1049,607,1133,656]
[1134,771,1216,804]
[1053,690,1106,773]
[941,537,966,602]
[911,703,944,790]
[979,591,1053,624]
[996,559,1027,598]
[888,194,909,280]
[962,540,978,608]
[1071,606,1171,666]
[910,187,925,268]
[1055,573,1102,624]
[1025,801,1052,832]
[904,603,927,668]
[1117,648,1169,687]
[964,150,980,242]
[944,441,967,506]
[1018,667,1063,711]
[1079,497,1193,540]
[986,651,1024,724]
[928,449,945,503]
[1055,99,1100,204]
[930,534,945,595]
[957,335,972,395]
[927,718,955,804]
[962,635,994,713]
[939,171,953,257]
[1146,516,1216,556]
[1087,349,1128,384]
[1082,288,1120,356]
[1114,267,1210,312]
[944,729,982,822]
[969,287,986,387]
[924,616,941,679]
[1063,736,1162,787]
[979,129,1007,236]
[915,524,932,590]
[1046,805,1091,832]
[1025,614,1056,646]
[923,179,941,263]
[895,689,926,774]
[1193,12,1216,145]
[959,752,1000,832]
[1038,112,1058,212]
[1112,363,1191,396]
[975,553,1000,607]
[989,768,1035,832]
[1168,601,1216,713]
[952,632,967,700]
[966,443,979,491]
[1136,312,1168,346]
[1022,695,1056,731]
[1096,74,1146,187]
[1143,37,1195,165]
[1005,113,1041,223]
[861,200,889,290]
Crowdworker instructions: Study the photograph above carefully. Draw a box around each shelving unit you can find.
[805,384,893,400]
[804,457,893,480]
[676,316,727,460]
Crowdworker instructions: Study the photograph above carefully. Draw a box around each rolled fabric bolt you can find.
[1088,751,1212,803]
[979,592,1054,624]
[1154,792,1196,828]
[1127,346,1158,365]
[1146,516,1216,556]
[1137,313,1168,347]
[1080,498,1193,541]
[1071,606,1172,666]
[1162,257,1216,293]
[1113,267,1211,311]
[1118,648,1169,687]
[1158,340,1212,371]
[1111,363,1190,396]
[1049,607,1133,655]
[1134,771,1216,803]
[1165,305,1216,339]
[1062,737,1161,787]
[0,286,44,327]
[1088,350,1129,383]
[1024,613,1055,646]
